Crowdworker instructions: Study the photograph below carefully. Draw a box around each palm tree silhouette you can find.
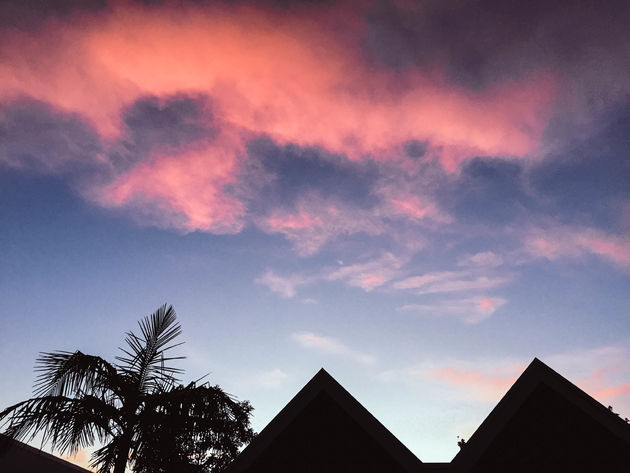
[0,304,253,473]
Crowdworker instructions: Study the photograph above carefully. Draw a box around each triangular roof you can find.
[0,434,92,473]
[452,357,630,470]
[226,368,424,473]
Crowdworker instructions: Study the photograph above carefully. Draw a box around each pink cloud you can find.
[361,273,386,290]
[100,132,246,233]
[327,252,405,291]
[458,251,504,268]
[393,271,510,294]
[526,226,630,266]
[582,236,630,265]
[266,211,323,231]
[477,298,496,313]
[389,197,435,220]
[260,195,384,255]
[576,365,630,402]
[399,296,507,324]
[593,382,630,399]
[392,271,459,290]
[0,2,557,233]
[545,346,630,416]
[424,364,525,402]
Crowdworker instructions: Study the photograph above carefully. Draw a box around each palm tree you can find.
[0,304,254,473]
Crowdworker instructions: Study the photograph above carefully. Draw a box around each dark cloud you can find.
[441,99,630,231]
[0,0,106,30]
[0,94,219,194]
[445,157,536,224]
[404,140,428,159]
[0,0,335,31]
[531,102,630,230]
[120,94,216,157]
[0,99,102,178]
[364,0,630,94]
[245,137,379,212]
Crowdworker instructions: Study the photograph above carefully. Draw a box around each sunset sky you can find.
[1,0,630,466]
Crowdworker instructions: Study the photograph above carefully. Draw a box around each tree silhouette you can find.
[0,304,254,473]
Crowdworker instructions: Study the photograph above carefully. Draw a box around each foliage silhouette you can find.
[0,304,254,473]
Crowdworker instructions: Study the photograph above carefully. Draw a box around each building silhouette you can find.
[2,358,628,472]
[0,435,91,473]
[227,358,630,472]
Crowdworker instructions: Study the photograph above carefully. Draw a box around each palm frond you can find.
[33,351,122,399]
[0,395,118,454]
[91,435,127,473]
[115,304,185,393]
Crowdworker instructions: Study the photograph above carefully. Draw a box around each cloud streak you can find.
[255,270,309,299]
[525,226,630,267]
[292,332,376,365]
[392,271,510,295]
[400,297,507,324]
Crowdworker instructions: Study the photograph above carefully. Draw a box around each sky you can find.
[1,0,630,467]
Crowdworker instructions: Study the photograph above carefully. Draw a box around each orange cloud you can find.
[0,2,555,159]
[477,298,505,314]
[582,236,630,265]
[0,2,557,233]
[425,364,525,402]
[389,196,435,220]
[266,211,324,231]
[101,131,245,233]
[593,382,630,399]
[361,273,386,290]
[327,252,404,291]
[526,226,630,266]
[577,367,630,401]
[259,195,384,255]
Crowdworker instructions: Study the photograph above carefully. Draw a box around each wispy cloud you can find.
[292,332,376,365]
[326,252,406,291]
[100,130,247,233]
[258,254,510,303]
[256,252,404,298]
[254,368,290,389]
[259,195,384,256]
[255,269,309,298]
[377,358,525,402]
[424,363,524,402]
[458,251,504,268]
[375,184,451,225]
[545,345,630,409]
[379,343,630,410]
[392,271,510,295]
[399,296,507,324]
[525,225,630,266]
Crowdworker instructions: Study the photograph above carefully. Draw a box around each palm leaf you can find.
[116,304,185,393]
[34,351,122,399]
[0,395,118,454]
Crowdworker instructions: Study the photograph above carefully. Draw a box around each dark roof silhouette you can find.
[227,359,630,473]
[226,368,425,473]
[452,357,630,472]
[0,434,92,473]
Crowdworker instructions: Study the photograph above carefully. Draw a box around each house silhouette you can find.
[0,434,91,473]
[227,358,630,472]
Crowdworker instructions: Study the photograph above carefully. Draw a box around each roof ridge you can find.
[226,368,424,473]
